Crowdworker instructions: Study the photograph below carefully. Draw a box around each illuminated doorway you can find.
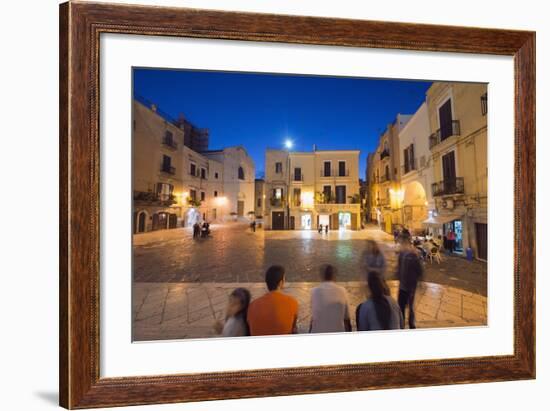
[338,212,351,230]
[301,214,312,229]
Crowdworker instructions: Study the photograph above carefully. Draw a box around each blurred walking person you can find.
[356,271,403,331]
[309,265,351,333]
[396,239,424,329]
[247,265,298,336]
[363,240,386,277]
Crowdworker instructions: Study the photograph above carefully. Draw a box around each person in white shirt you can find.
[309,265,351,333]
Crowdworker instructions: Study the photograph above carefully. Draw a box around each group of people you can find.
[213,238,424,337]
[192,221,211,239]
[317,224,329,234]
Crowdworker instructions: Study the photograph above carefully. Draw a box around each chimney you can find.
[313,144,317,152]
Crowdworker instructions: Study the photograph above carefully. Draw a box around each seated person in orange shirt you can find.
[247,265,299,336]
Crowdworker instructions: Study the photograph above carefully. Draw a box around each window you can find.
[215,172,219,179]
[335,185,346,204]
[439,98,453,140]
[338,161,346,176]
[200,191,206,201]
[190,189,197,201]
[274,188,283,199]
[161,155,173,173]
[238,166,245,180]
[200,168,206,179]
[385,165,390,180]
[257,198,262,207]
[323,161,331,177]
[214,191,218,197]
[442,151,457,182]
[156,183,173,201]
[323,185,331,202]
[190,163,196,176]
[275,162,283,173]
[404,144,415,174]
[293,188,301,207]
[294,167,302,181]
[481,93,488,116]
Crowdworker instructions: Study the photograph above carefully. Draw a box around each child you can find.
[213,288,251,337]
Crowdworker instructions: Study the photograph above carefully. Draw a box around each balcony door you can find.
[442,151,456,192]
[439,99,453,140]
[335,185,346,204]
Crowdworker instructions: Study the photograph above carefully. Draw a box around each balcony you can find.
[133,191,176,206]
[293,174,304,182]
[320,169,350,177]
[429,120,461,149]
[162,137,178,150]
[160,165,176,175]
[270,198,285,208]
[431,177,464,197]
[380,149,390,160]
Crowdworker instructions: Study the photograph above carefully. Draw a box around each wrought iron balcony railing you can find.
[431,177,465,197]
[320,169,350,177]
[161,165,176,175]
[380,149,390,160]
[429,120,461,149]
[270,198,285,207]
[162,137,178,150]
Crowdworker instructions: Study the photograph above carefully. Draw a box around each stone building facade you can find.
[132,99,255,233]
[368,114,412,233]
[425,82,488,260]
[263,149,361,230]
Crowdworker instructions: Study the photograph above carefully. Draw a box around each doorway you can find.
[136,211,146,233]
[338,212,351,230]
[318,214,329,230]
[475,223,488,260]
[272,211,285,230]
[301,214,312,230]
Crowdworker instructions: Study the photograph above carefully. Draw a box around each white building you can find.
[398,102,434,232]
[202,146,256,221]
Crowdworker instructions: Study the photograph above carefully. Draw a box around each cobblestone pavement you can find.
[133,280,487,341]
[133,223,487,296]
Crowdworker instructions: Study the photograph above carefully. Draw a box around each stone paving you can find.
[133,223,488,341]
[134,223,487,295]
[133,280,487,341]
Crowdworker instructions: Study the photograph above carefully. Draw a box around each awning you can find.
[422,213,464,226]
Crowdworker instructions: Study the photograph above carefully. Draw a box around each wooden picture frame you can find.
[59,1,535,408]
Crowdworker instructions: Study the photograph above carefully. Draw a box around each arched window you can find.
[238,166,245,180]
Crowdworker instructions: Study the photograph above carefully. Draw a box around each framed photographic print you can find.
[59,1,535,409]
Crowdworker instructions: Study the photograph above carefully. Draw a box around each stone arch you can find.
[403,181,428,231]
[134,210,148,233]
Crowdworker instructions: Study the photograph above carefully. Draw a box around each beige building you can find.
[398,102,434,232]
[368,114,412,233]
[132,99,255,233]
[263,149,361,230]
[425,82,488,260]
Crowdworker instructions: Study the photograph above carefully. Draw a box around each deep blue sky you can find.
[134,68,431,178]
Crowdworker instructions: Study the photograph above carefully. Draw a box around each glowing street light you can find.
[284,139,293,150]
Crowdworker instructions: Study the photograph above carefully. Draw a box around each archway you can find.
[134,210,148,233]
[403,181,428,231]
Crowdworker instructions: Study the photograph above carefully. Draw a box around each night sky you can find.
[133,68,432,178]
